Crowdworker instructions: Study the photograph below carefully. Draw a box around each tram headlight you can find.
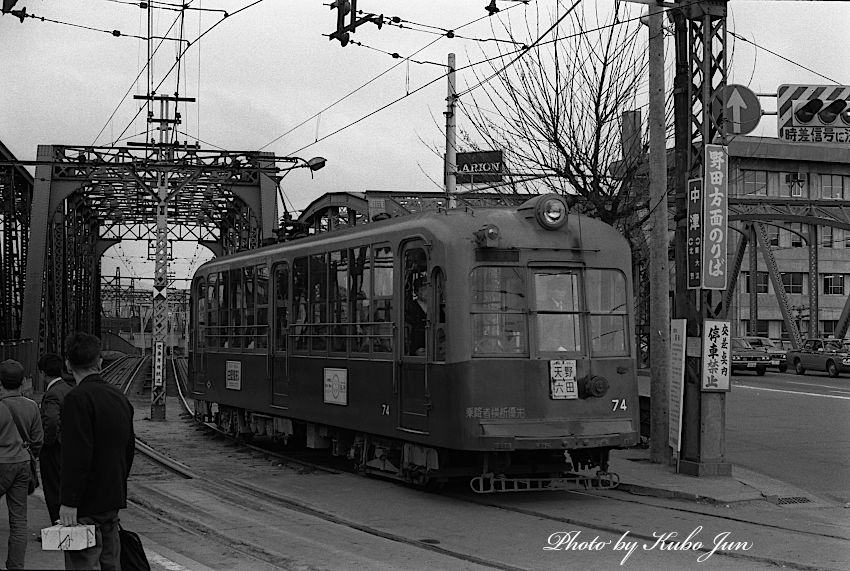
[517,193,569,230]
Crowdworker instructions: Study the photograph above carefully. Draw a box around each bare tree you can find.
[458,2,650,235]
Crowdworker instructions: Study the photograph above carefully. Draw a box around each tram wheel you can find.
[794,360,806,375]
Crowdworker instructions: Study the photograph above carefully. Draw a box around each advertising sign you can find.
[669,319,686,454]
[225,361,242,390]
[702,144,728,290]
[323,367,348,405]
[456,150,504,184]
[686,178,703,289]
[701,320,731,392]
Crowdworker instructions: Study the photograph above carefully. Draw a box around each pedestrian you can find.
[37,353,73,525]
[0,359,44,570]
[59,333,135,570]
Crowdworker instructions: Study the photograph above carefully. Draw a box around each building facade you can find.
[728,136,850,341]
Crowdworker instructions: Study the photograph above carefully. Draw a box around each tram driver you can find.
[406,277,429,356]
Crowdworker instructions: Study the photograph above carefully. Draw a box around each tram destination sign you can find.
[456,150,504,184]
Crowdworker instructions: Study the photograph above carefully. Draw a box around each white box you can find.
[41,525,96,551]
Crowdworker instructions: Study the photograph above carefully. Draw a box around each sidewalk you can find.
[0,487,215,571]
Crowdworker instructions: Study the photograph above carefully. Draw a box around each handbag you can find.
[1,400,39,494]
[119,525,151,571]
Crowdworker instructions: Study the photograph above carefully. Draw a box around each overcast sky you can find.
[2,0,849,283]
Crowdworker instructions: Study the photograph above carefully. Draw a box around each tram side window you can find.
[244,266,256,348]
[218,271,229,347]
[274,263,289,352]
[292,257,309,352]
[535,272,581,353]
[229,269,244,348]
[470,267,527,355]
[372,245,394,354]
[586,269,629,356]
[195,280,206,348]
[309,253,328,352]
[433,269,447,361]
[255,265,269,349]
[351,246,372,353]
[329,250,350,353]
[206,273,219,348]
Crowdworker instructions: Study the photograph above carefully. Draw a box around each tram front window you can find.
[470,267,527,355]
[535,272,581,353]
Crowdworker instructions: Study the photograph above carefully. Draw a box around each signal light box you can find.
[778,84,850,143]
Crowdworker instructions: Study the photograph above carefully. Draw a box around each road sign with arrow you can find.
[711,84,761,136]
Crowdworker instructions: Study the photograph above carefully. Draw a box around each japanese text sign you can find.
[549,360,578,400]
[702,145,728,290]
[701,320,731,392]
[686,178,703,289]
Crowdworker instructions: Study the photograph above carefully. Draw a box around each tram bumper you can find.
[478,419,638,450]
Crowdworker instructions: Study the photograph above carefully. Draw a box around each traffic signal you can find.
[330,0,351,47]
[794,98,850,126]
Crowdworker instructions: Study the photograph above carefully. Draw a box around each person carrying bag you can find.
[0,359,44,570]
[1,402,40,494]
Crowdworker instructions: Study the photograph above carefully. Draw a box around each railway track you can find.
[121,359,847,570]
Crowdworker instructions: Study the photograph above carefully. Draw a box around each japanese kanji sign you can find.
[549,359,578,400]
[686,178,703,290]
[777,84,850,144]
[702,144,728,290]
[701,320,731,392]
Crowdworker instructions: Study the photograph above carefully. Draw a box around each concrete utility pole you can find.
[445,52,457,207]
[647,1,671,465]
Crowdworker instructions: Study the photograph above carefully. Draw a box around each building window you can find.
[745,271,769,294]
[767,225,780,247]
[788,222,804,248]
[781,272,805,294]
[747,319,770,337]
[823,320,838,337]
[822,226,834,248]
[823,274,845,295]
[743,170,768,197]
[821,174,844,199]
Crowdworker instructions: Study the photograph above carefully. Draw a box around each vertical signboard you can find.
[701,320,731,392]
[669,319,686,455]
[702,144,728,290]
[153,341,164,388]
[686,178,703,289]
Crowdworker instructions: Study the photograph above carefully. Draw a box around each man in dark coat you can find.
[59,333,135,570]
[37,353,73,525]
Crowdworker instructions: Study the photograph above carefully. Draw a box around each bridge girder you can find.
[20,145,278,383]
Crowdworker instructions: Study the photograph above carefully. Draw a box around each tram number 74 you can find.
[611,399,628,412]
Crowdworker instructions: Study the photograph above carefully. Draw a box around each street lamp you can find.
[274,156,327,241]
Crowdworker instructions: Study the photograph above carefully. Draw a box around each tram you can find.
[189,193,640,492]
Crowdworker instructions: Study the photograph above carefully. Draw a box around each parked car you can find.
[786,338,850,377]
[731,338,770,375]
[742,336,788,372]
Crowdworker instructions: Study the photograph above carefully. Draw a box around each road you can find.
[726,367,850,504]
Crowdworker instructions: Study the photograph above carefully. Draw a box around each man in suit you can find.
[37,353,73,525]
[59,333,135,570]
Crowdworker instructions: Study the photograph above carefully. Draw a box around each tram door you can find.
[399,242,430,433]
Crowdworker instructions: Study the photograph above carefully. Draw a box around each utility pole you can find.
[647,1,671,465]
[672,0,731,477]
[445,53,457,207]
[133,93,195,420]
